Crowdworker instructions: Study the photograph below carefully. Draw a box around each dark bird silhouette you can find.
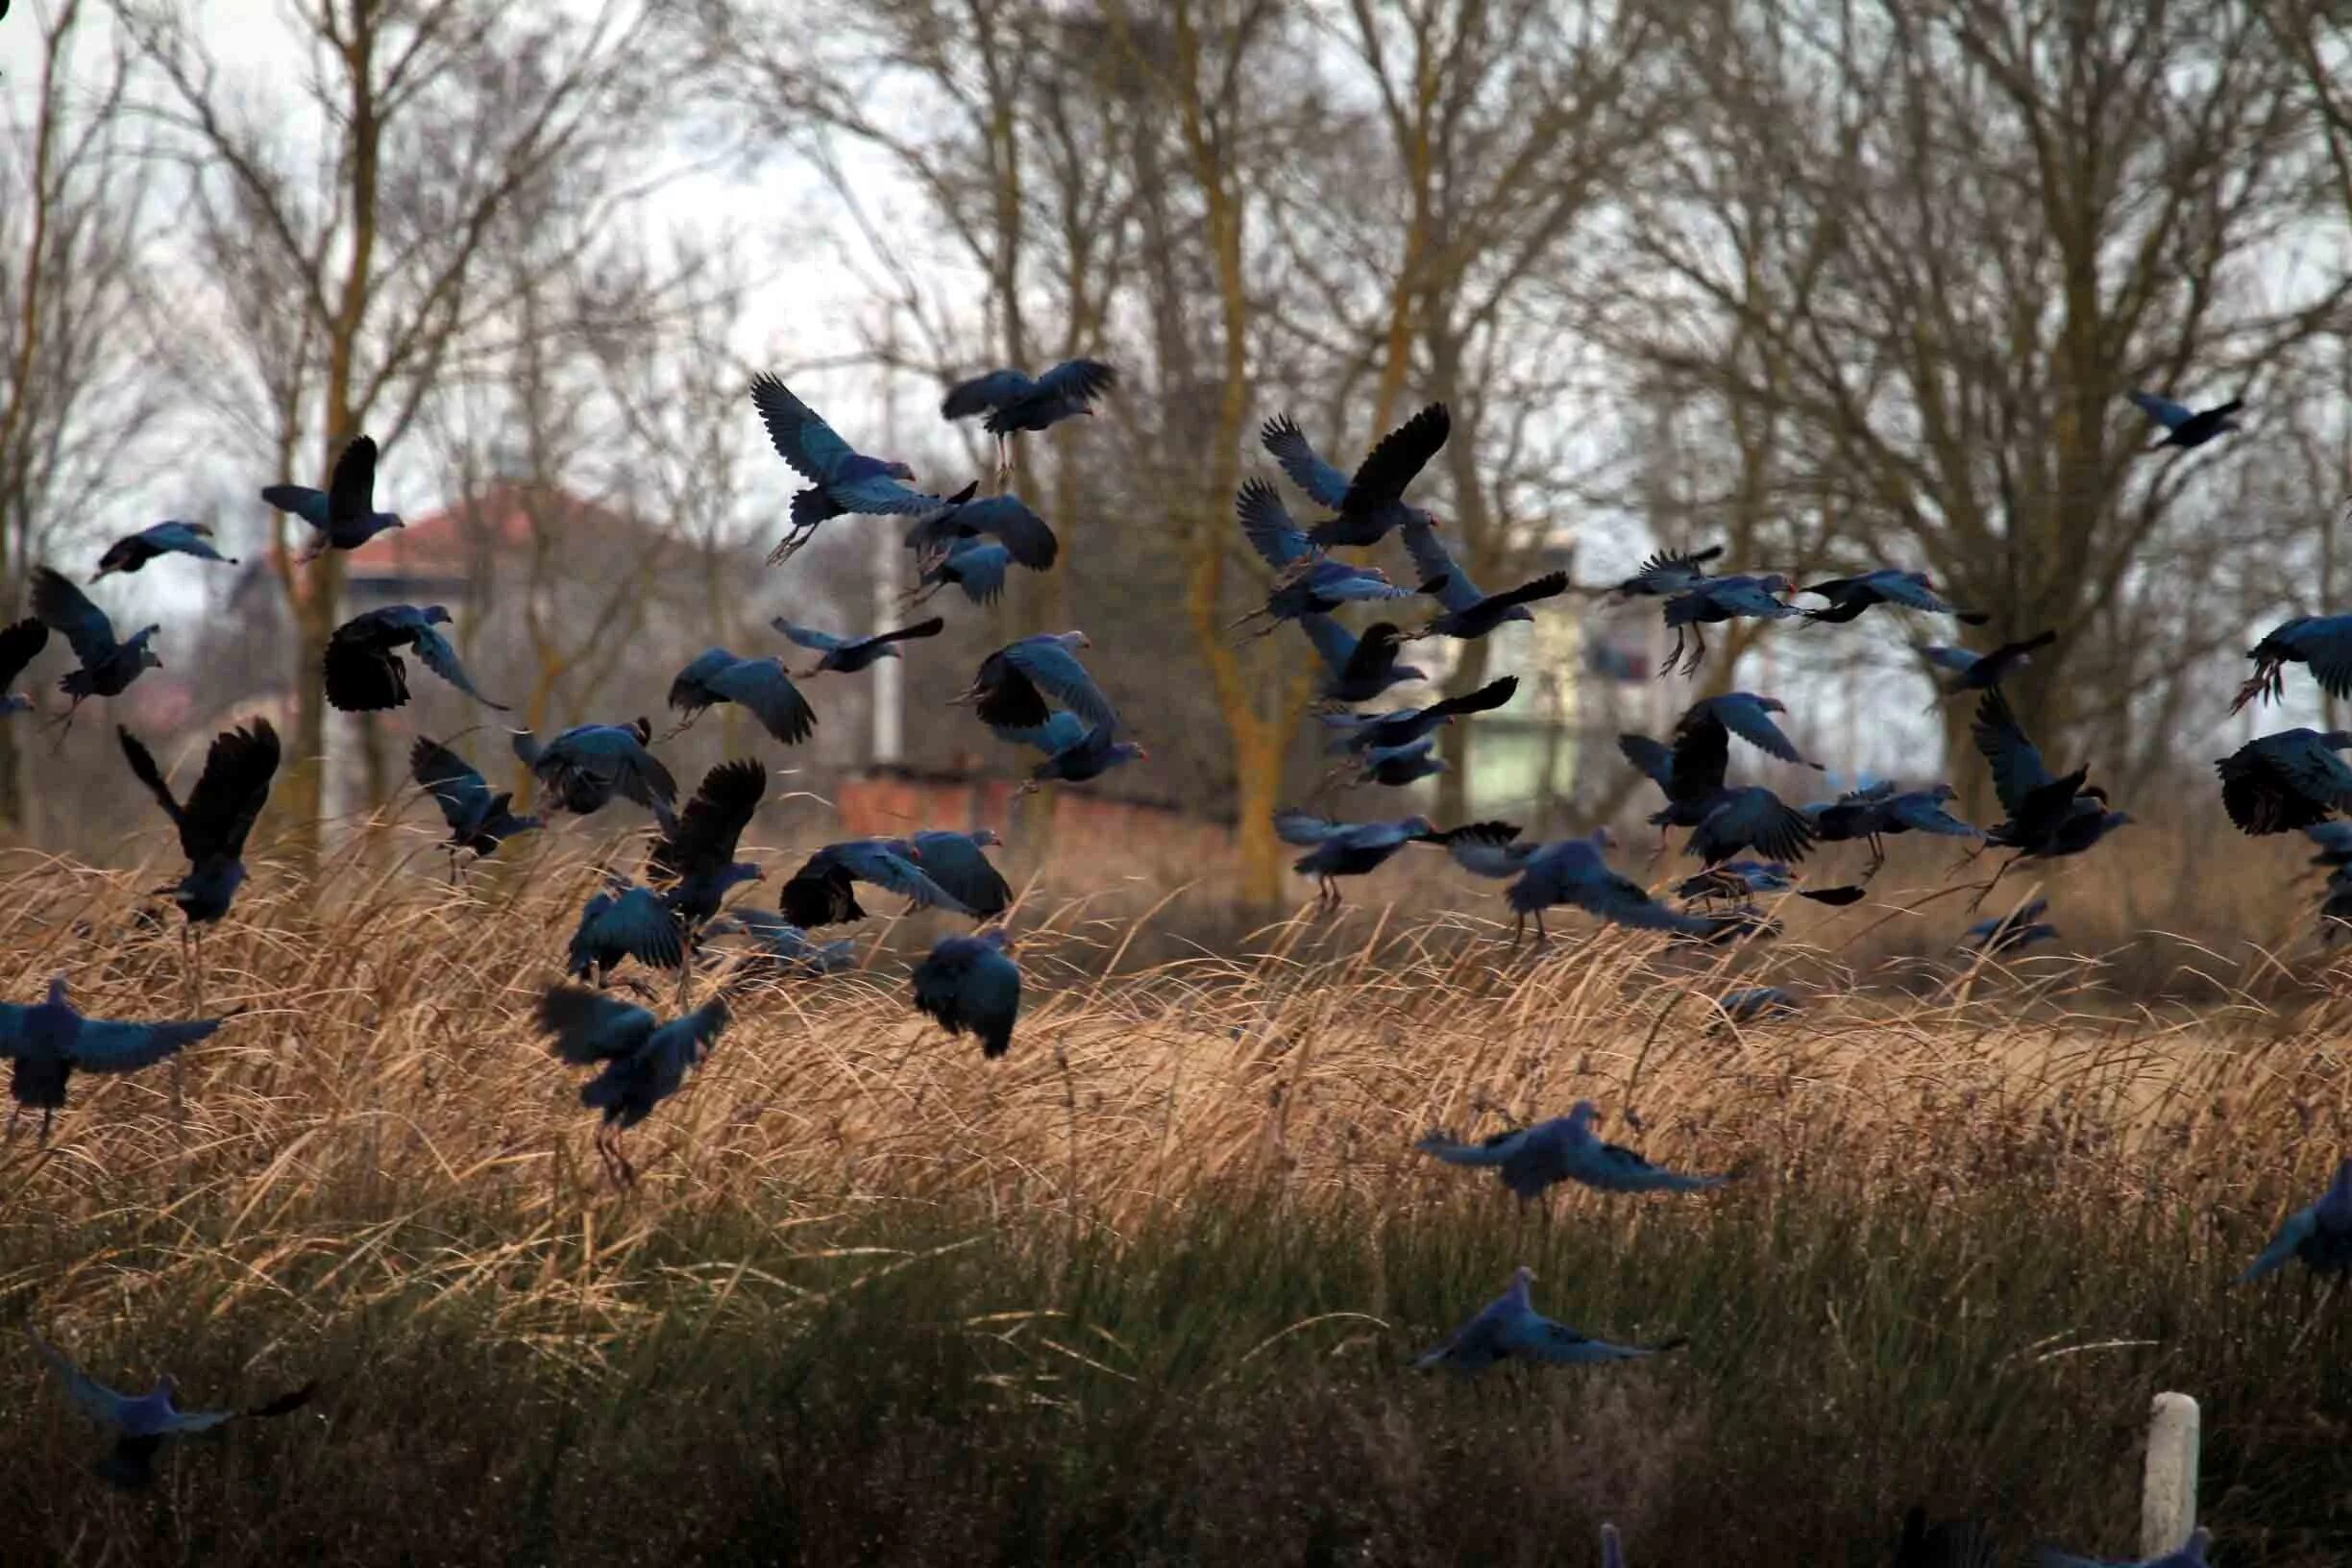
[93,522,237,579]
[1892,1503,1998,1568]
[1445,827,1730,943]
[1273,809,1515,908]
[2303,821,2352,869]
[1970,688,2129,907]
[2242,1158,2352,1283]
[0,617,48,715]
[2231,614,2352,716]
[1259,403,1450,548]
[1800,569,1987,625]
[1962,897,2058,957]
[1920,630,2057,707]
[2217,729,2352,836]
[514,721,678,822]
[261,434,404,557]
[1625,697,1816,860]
[991,713,1148,791]
[567,875,687,986]
[773,615,944,677]
[647,759,768,927]
[883,829,1011,919]
[324,604,504,712]
[1612,545,1722,600]
[943,357,1117,477]
[1351,738,1445,789]
[1412,1264,1686,1373]
[1399,517,1570,641]
[1320,675,1518,755]
[955,631,1116,731]
[911,927,1022,1058]
[2035,1527,2211,1568]
[32,566,159,736]
[1676,860,1864,906]
[1298,614,1425,705]
[409,737,540,869]
[0,976,226,1139]
[28,1329,315,1491]
[2127,389,2242,450]
[910,536,1013,607]
[902,484,1060,575]
[750,373,940,561]
[1801,780,1979,874]
[1415,1099,1732,1199]
[1231,478,1418,633]
[536,983,727,1184]
[118,719,280,925]
[1718,986,1802,1024]
[779,839,971,929]
[703,909,857,976]
[668,649,816,747]
[1659,574,1798,675]
[1686,787,1818,867]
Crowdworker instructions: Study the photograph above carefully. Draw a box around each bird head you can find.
[1757,574,1795,596]
[1588,824,1619,852]
[887,460,918,482]
[423,605,453,625]
[1928,782,1959,802]
[1060,629,1093,650]
[969,827,1005,847]
[1758,696,1788,714]
[629,717,654,745]
[43,975,69,1006]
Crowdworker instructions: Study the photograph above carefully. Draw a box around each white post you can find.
[2141,1390,2199,1558]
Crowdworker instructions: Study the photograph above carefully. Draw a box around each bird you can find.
[1258,404,1450,548]
[1969,688,2129,907]
[667,649,816,747]
[1320,675,1518,755]
[883,829,1012,919]
[942,357,1117,476]
[535,983,727,1184]
[1678,692,1818,768]
[1230,478,1418,634]
[1398,516,1571,641]
[1893,1504,1997,1568]
[646,758,768,928]
[1802,780,1980,874]
[911,927,1022,1058]
[1718,986,1801,1023]
[1272,809,1513,908]
[0,617,49,715]
[902,484,1060,575]
[1676,860,1864,906]
[1447,826,1732,943]
[567,875,687,986]
[2305,821,2352,869]
[92,521,237,579]
[773,615,944,677]
[2216,729,2352,835]
[1350,738,1445,789]
[1799,568,1987,625]
[1601,1524,1627,1568]
[1415,1100,1732,1200]
[261,434,404,557]
[1686,787,1818,867]
[32,566,160,736]
[0,976,227,1139]
[1611,544,1723,599]
[750,372,940,561]
[408,736,540,870]
[955,631,1117,732]
[2230,614,2352,715]
[703,909,857,977]
[2240,1157,2352,1283]
[1659,573,1798,675]
[118,719,280,926]
[1411,1265,1685,1374]
[1297,614,1426,705]
[1961,897,2059,956]
[778,839,972,930]
[2034,1526,2211,1568]
[1630,704,1815,864]
[2127,387,2242,450]
[514,720,679,822]
[323,604,505,713]
[992,713,1148,791]
[910,535,1015,607]
[1919,630,2057,705]
[27,1329,315,1491]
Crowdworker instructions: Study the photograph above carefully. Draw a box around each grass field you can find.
[1,843,2349,1565]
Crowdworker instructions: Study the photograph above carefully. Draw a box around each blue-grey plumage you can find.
[1802,780,1976,874]
[1799,568,1987,626]
[1682,691,1817,767]
[1970,692,2126,895]
[1415,1100,1732,1199]
[2217,728,2352,836]
[751,373,940,561]
[1688,786,1817,867]
[0,616,49,715]
[1449,827,1719,943]
[2128,387,2242,449]
[260,434,404,556]
[903,486,1060,572]
[1398,516,1571,641]
[409,736,540,863]
[1321,674,1517,754]
[1411,1265,1686,1374]
[773,614,945,676]
[1274,809,1513,906]
[911,927,1021,1058]
[704,908,858,976]
[1612,544,1722,600]
[1961,897,2058,956]
[536,983,727,1183]
[92,521,237,579]
[1354,737,1445,788]
[1718,986,1801,1023]
[567,877,687,984]
[2240,1158,2352,1283]
[2034,1525,2211,1568]
[884,829,1012,919]
[1677,859,1796,899]
[31,566,159,728]
[1259,404,1449,549]
[668,648,816,747]
[942,358,1116,475]
[1912,642,1984,677]
[118,719,279,924]
[2304,820,2352,868]
[1230,479,1417,632]
[0,976,226,1137]
[324,603,505,713]
[2232,614,2352,716]
[647,759,768,926]
[1922,631,2057,705]
[779,838,972,929]
[1601,1524,1627,1568]
[27,1328,315,1491]
[513,719,679,823]
[1017,720,1146,790]
[912,536,1013,606]
[958,631,1117,732]
[1658,574,1798,675]
[1298,614,1425,704]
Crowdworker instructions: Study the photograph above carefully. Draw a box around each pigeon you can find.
[779,839,972,930]
[118,719,281,923]
[992,713,1148,791]
[27,1328,315,1490]
[668,649,816,747]
[883,829,1012,919]
[1411,1265,1686,1373]
[536,983,728,1183]
[703,909,858,977]
[942,357,1118,475]
[2127,388,2242,449]
[409,737,541,866]
[646,758,768,927]
[902,486,1060,576]
[1799,568,1987,625]
[0,976,227,1138]
[1612,544,1722,600]
[566,875,688,985]
[92,521,237,579]
[261,434,404,556]
[513,720,678,823]
[1259,404,1450,549]
[1415,1100,1732,1199]
[32,566,160,729]
[750,373,940,560]
[324,604,506,712]
[911,927,1022,1058]
[774,615,946,677]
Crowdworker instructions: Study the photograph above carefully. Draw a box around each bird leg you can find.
[1864,836,1887,880]
[44,698,84,754]
[1967,855,2022,913]
[1677,626,1708,676]
[595,1125,637,1188]
[993,432,1012,485]
[1532,910,1551,946]
[766,522,820,566]
[655,711,701,745]
[1658,628,1683,680]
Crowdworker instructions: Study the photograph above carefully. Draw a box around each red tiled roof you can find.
[345,482,649,578]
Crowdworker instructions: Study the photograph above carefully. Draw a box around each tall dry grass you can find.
[1,831,2349,1564]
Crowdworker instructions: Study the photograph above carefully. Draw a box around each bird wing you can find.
[706,659,817,747]
[1258,414,1353,508]
[410,625,506,710]
[829,467,943,517]
[940,368,1037,419]
[28,1330,133,1429]
[953,495,1059,569]
[0,617,48,686]
[1572,1139,1727,1193]
[1694,788,1816,865]
[750,373,851,482]
[1035,357,1117,405]
[1400,517,1481,610]
[990,710,1089,755]
[1423,674,1518,722]
[1703,697,1809,765]
[1309,564,1416,602]
[536,984,658,1064]
[840,843,971,913]
[409,736,492,833]
[1971,688,2054,816]
[1445,827,1533,879]
[1617,733,1676,790]
[328,434,379,519]
[910,833,1013,917]
[1236,477,1313,569]
[1342,403,1449,510]
[2271,735,2352,809]
[117,726,190,845]
[1297,612,1358,676]
[1343,623,1411,685]
[31,567,117,663]
[1273,808,1349,846]
[323,622,406,712]
[1414,1129,1530,1167]
[2304,821,2352,858]
[1507,1313,1662,1364]
[1567,866,1715,934]
[770,619,847,653]
[2125,389,2193,429]
[864,616,947,650]
[69,1016,222,1072]
[2239,1204,2316,1283]
[1887,796,1981,837]
[0,1001,31,1057]
[1914,643,1980,674]
[2286,618,2352,701]
[1002,639,1116,727]
[648,998,729,1081]
[182,721,282,864]
[258,484,331,527]
[1664,714,1729,803]
[650,758,766,881]
[1864,572,1956,614]
[940,540,1011,603]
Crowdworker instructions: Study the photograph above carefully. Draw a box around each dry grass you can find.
[2,832,2350,1564]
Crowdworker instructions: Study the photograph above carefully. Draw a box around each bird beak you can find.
[1134,744,1150,760]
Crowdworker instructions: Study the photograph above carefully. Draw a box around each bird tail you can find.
[1412,1133,1511,1166]
[790,487,843,528]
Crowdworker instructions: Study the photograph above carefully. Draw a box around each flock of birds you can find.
[0,365,2334,1560]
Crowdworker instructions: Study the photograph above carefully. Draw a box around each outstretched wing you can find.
[1003,639,1116,727]
[941,539,1010,602]
[1972,688,2054,817]
[1236,478,1312,569]
[1617,733,1676,790]
[2125,389,2193,429]
[1259,414,1352,508]
[69,1015,223,1072]
[536,984,657,1065]
[771,619,848,654]
[1401,517,1480,610]
[0,617,49,687]
[951,495,1059,569]
[31,567,116,664]
[409,736,492,833]
[411,625,507,710]
[1035,357,1117,406]
[183,721,281,863]
[839,843,971,914]
[117,726,189,846]
[990,710,1088,755]
[1343,403,1449,510]
[1693,788,1816,865]
[941,368,1037,419]
[28,1330,133,1429]
[1703,697,1809,766]
[1424,674,1518,722]
[750,373,853,482]
[649,758,767,881]
[328,434,379,520]
[1665,715,1729,803]
[1296,612,1358,676]
[706,659,817,747]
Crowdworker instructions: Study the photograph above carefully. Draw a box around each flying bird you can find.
[1399,517,1570,641]
[261,434,404,556]
[2240,1158,2352,1283]
[2216,729,2352,836]
[2231,614,2352,716]
[1258,403,1450,548]
[955,631,1117,732]
[1970,688,2129,906]
[883,829,1012,919]
[1319,675,1518,755]
[992,713,1148,791]
[0,617,48,715]
[409,736,540,870]
[773,614,944,677]
[0,976,227,1139]
[536,983,728,1184]
[1446,827,1731,943]
[92,521,237,579]
[1411,1265,1685,1374]
[2127,388,2242,450]
[1961,897,2058,956]
[1799,568,1987,625]
[668,649,816,747]
[324,604,505,713]
[1659,574,1799,675]
[943,357,1117,475]
[1350,737,1445,788]
[1273,809,1513,908]
[1676,860,1864,906]
[514,721,679,823]
[1231,478,1417,633]
[32,566,160,735]
[567,875,687,986]
[911,927,1022,1058]
[703,909,857,977]
[778,838,971,930]
[1611,545,1722,600]
[27,1329,315,1491]
[750,372,940,561]
[1717,986,1801,1024]
[1415,1100,1732,1200]
[2034,1526,2211,1568]
[1678,692,1817,768]
[118,719,280,925]
[902,485,1060,574]
[910,535,1015,607]
[1919,631,2057,706]
[1297,614,1425,705]
[1802,780,1979,874]
[647,758,768,927]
